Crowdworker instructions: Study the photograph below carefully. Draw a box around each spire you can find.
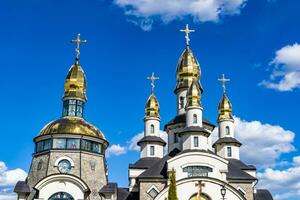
[186,79,201,108]
[217,74,233,122]
[62,34,88,118]
[175,24,202,93]
[145,73,160,119]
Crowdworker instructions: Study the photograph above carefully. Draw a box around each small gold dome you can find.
[39,117,106,140]
[175,47,203,92]
[218,94,233,122]
[186,80,201,107]
[63,63,87,102]
[145,94,160,119]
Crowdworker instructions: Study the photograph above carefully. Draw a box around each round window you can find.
[58,159,72,173]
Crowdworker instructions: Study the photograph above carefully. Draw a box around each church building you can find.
[14,26,273,200]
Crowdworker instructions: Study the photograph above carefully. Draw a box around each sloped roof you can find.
[137,136,166,146]
[254,189,274,200]
[227,159,257,181]
[213,137,242,147]
[129,157,161,169]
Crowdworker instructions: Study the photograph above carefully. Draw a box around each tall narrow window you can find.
[150,146,155,156]
[150,124,155,134]
[227,147,232,157]
[179,97,184,109]
[194,136,199,147]
[174,133,178,143]
[193,114,198,124]
[226,126,230,135]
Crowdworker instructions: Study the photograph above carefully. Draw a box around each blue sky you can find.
[0,0,300,199]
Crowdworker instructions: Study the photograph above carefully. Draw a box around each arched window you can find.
[193,114,197,124]
[225,126,230,135]
[179,97,184,109]
[227,147,232,157]
[150,124,155,134]
[49,192,74,200]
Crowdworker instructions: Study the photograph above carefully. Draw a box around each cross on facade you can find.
[180,24,195,46]
[195,181,205,200]
[71,33,87,62]
[147,72,159,93]
[218,74,230,93]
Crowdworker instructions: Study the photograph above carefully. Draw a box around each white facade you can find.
[177,89,188,115]
[186,106,203,127]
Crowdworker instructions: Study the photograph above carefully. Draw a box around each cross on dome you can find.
[180,24,195,46]
[71,33,87,62]
[195,181,205,199]
[147,72,159,93]
[218,74,230,94]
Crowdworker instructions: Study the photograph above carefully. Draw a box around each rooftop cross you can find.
[218,74,230,94]
[147,72,159,93]
[195,181,205,200]
[180,24,195,46]
[71,33,87,63]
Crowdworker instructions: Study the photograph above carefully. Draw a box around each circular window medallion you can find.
[58,159,72,173]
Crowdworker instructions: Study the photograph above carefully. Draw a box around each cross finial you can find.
[195,181,205,200]
[218,74,230,94]
[147,72,159,93]
[180,24,195,46]
[71,33,87,63]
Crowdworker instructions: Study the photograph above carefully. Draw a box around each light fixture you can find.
[220,184,226,200]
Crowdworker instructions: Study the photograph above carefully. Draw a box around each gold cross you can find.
[218,74,230,93]
[71,33,87,62]
[180,24,195,46]
[195,181,205,200]
[147,72,159,93]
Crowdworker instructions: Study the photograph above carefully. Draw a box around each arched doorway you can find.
[189,193,211,200]
[49,192,74,200]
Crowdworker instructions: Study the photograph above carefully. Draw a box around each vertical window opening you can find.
[227,147,232,157]
[150,124,155,134]
[179,97,184,109]
[193,114,197,124]
[226,126,230,135]
[194,136,199,147]
[150,146,155,156]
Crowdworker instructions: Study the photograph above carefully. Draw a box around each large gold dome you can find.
[39,117,106,140]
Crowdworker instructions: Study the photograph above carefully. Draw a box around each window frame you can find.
[227,146,232,157]
[150,146,155,156]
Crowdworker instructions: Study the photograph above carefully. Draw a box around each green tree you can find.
[168,168,178,200]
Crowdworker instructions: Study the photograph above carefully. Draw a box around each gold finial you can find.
[71,33,87,63]
[195,181,205,200]
[218,74,230,94]
[147,72,159,93]
[180,24,195,46]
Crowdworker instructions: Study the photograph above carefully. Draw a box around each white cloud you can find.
[260,43,300,91]
[106,144,127,157]
[233,117,295,168]
[0,161,27,200]
[128,131,168,151]
[0,161,27,187]
[257,156,300,200]
[114,0,247,30]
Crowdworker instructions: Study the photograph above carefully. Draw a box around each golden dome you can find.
[218,94,233,122]
[145,93,160,119]
[175,47,203,92]
[39,117,106,140]
[63,63,87,102]
[186,80,201,107]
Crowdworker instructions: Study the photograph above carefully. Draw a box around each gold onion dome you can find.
[63,63,87,102]
[186,80,202,107]
[39,117,106,140]
[175,46,203,92]
[218,93,233,122]
[145,93,160,119]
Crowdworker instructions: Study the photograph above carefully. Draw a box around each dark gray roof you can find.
[176,148,216,156]
[129,157,161,169]
[179,126,211,137]
[164,114,215,131]
[137,136,166,146]
[213,137,242,147]
[99,183,118,194]
[227,159,257,181]
[138,148,180,179]
[255,190,273,200]
[117,188,130,200]
[14,181,30,193]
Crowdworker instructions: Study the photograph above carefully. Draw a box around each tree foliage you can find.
[168,168,178,200]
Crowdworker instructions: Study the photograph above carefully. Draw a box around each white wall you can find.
[140,143,164,158]
[177,90,187,115]
[216,144,240,160]
[186,107,203,127]
[219,120,234,138]
[145,119,160,136]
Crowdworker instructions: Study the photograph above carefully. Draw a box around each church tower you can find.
[213,74,241,159]
[138,73,166,159]
[15,34,109,200]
